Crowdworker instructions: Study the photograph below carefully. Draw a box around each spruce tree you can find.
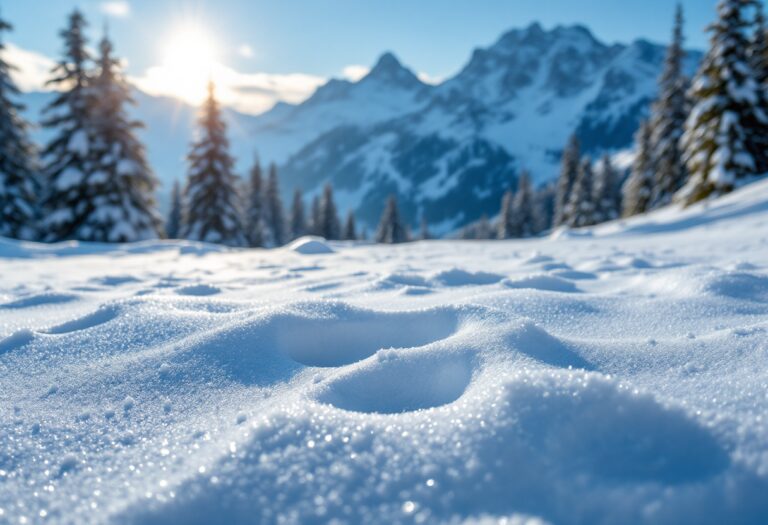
[376,195,408,244]
[533,183,556,234]
[649,4,690,209]
[263,163,285,246]
[317,183,341,240]
[565,158,596,228]
[419,216,432,240]
[679,0,768,204]
[166,180,182,239]
[623,121,655,217]
[0,14,38,240]
[289,188,307,241]
[750,3,768,86]
[84,32,161,242]
[343,211,357,241]
[496,189,515,239]
[40,10,98,241]
[593,155,621,223]
[511,170,535,237]
[180,81,246,246]
[309,195,321,236]
[554,134,580,227]
[245,159,265,247]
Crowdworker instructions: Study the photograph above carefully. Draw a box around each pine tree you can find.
[649,4,690,208]
[565,158,596,228]
[83,32,161,242]
[289,188,307,241]
[376,195,408,244]
[343,211,357,241]
[593,155,622,223]
[750,2,768,86]
[554,134,580,227]
[309,195,321,236]
[419,216,432,240]
[317,183,341,240]
[245,159,265,247]
[533,183,556,234]
[180,81,246,246]
[263,163,285,246]
[166,180,182,239]
[511,170,535,237]
[497,189,515,239]
[623,121,655,217]
[0,14,38,240]
[679,0,768,205]
[40,9,98,241]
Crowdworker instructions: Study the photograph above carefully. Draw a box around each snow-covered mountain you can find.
[22,23,701,229]
[259,23,701,232]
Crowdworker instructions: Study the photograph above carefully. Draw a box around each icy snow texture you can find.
[2,181,768,524]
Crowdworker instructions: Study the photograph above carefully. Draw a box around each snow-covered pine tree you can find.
[289,188,307,241]
[309,195,321,236]
[623,121,655,217]
[565,158,596,228]
[40,9,98,241]
[180,81,246,246]
[343,211,357,241]
[166,180,182,239]
[376,195,408,244]
[0,14,38,240]
[592,155,622,223]
[245,159,265,247]
[263,163,286,246]
[679,0,768,205]
[554,134,580,227]
[317,183,341,240]
[511,170,535,237]
[750,2,768,86]
[533,183,556,234]
[83,32,161,242]
[649,4,690,208]
[496,190,515,239]
[419,216,432,240]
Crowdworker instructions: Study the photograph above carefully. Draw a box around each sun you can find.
[151,22,221,105]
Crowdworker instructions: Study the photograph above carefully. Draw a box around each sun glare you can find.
[155,23,220,105]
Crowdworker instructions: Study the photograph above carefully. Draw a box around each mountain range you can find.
[22,23,702,233]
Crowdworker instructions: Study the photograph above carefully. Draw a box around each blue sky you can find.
[0,0,728,113]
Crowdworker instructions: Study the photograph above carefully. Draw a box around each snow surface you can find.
[2,181,768,524]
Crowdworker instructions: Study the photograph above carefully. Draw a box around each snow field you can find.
[2,181,768,523]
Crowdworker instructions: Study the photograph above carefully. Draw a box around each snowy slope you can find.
[1,180,768,524]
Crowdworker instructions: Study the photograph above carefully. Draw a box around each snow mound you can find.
[175,284,222,296]
[502,275,579,293]
[430,268,505,286]
[287,236,335,254]
[315,349,475,414]
[265,302,460,367]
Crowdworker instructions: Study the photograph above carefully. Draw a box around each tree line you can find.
[2,1,768,246]
[460,1,768,239]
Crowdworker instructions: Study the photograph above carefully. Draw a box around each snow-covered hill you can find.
[22,23,700,226]
[1,180,768,524]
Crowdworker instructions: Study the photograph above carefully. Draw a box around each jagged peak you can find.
[361,51,423,88]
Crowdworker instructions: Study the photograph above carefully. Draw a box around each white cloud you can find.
[5,44,55,92]
[131,62,326,115]
[238,44,254,59]
[342,65,370,82]
[101,1,131,18]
